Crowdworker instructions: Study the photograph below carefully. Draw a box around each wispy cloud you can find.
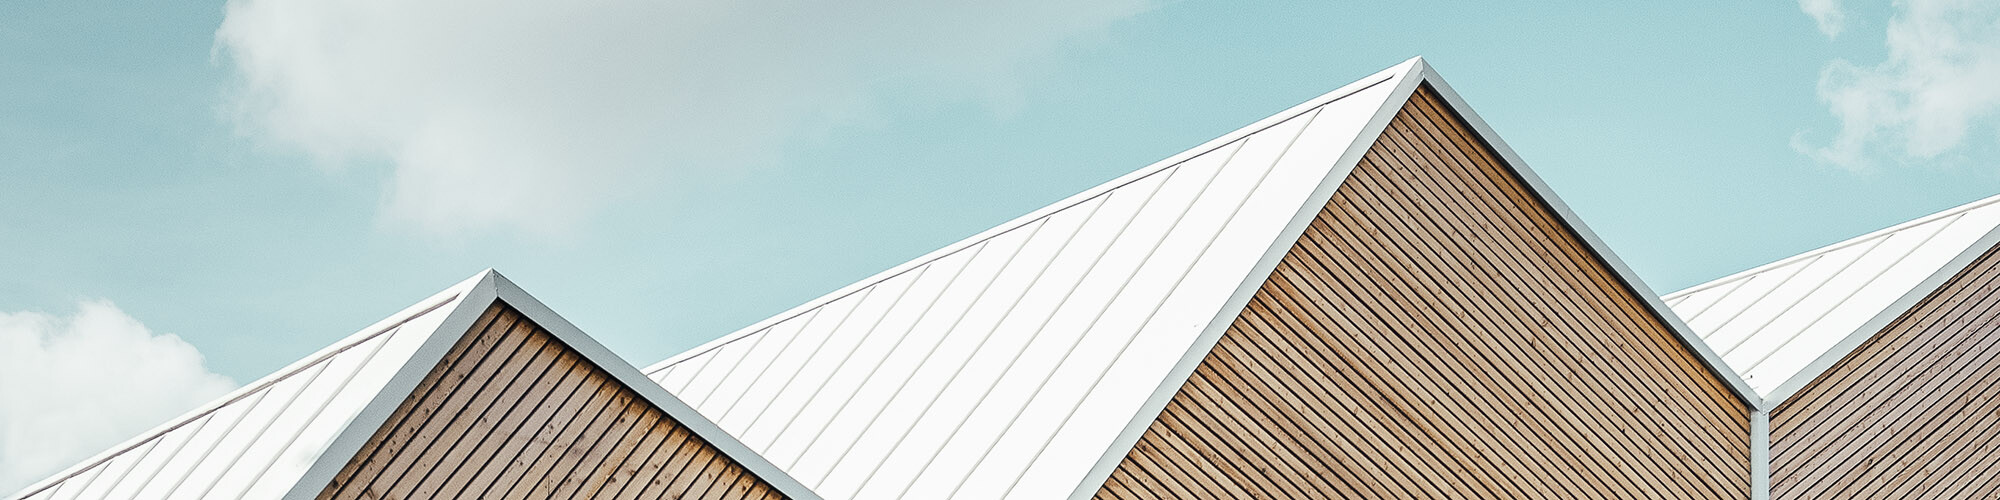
[213,0,1153,237]
[1799,0,1849,38]
[0,301,236,494]
[1794,0,2000,170]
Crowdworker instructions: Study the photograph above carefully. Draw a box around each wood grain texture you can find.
[315,303,786,500]
[1770,243,2000,500]
[1094,86,1750,500]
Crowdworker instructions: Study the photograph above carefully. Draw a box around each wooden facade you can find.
[316,303,786,500]
[1770,243,2000,499]
[1093,86,1751,499]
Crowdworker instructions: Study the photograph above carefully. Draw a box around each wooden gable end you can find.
[1770,243,2000,499]
[1093,86,1750,499]
[315,303,788,500]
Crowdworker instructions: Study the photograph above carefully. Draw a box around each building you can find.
[1665,193,2000,500]
[12,58,1993,500]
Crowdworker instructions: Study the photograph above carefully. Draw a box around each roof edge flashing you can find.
[1412,64,1762,408]
[279,270,503,500]
[1062,56,1427,500]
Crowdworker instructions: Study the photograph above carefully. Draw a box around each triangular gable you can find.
[11,271,818,500]
[1663,194,2000,404]
[645,58,1755,500]
[1092,82,1751,500]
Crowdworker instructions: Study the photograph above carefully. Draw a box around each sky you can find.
[4,0,2000,491]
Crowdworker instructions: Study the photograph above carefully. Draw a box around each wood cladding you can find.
[316,303,786,500]
[1770,244,2000,499]
[1094,86,1750,500]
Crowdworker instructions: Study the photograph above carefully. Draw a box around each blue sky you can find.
[4,0,2000,488]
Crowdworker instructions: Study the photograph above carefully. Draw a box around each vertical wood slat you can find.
[1770,243,2000,500]
[315,303,787,500]
[1094,86,1749,499]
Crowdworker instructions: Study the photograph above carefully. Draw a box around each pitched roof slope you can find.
[642,60,1418,500]
[1663,193,2000,401]
[8,275,482,500]
[644,58,1754,500]
[12,271,821,500]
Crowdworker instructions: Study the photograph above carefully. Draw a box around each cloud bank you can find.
[0,301,236,494]
[1795,0,2000,170]
[214,0,1152,236]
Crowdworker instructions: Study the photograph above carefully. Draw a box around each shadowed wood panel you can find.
[1770,243,2000,500]
[1094,86,1750,500]
[315,303,786,500]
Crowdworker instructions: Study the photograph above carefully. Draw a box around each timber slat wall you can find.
[1771,244,2000,499]
[316,303,786,500]
[1094,86,1750,499]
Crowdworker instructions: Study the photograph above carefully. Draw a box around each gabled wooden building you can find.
[27,57,1993,500]
[1666,194,2000,500]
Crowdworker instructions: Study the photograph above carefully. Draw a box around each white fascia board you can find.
[1413,63,1763,409]
[1061,56,1428,500]
[1759,223,2000,408]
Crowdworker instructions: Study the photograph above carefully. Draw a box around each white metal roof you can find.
[1663,193,2000,403]
[7,274,481,500]
[11,271,824,500]
[644,57,1756,500]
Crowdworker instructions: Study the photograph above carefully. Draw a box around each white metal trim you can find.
[486,271,826,500]
[1061,56,1426,500]
[1415,63,1762,408]
[1751,410,1770,500]
[279,270,501,500]
[1758,223,2000,408]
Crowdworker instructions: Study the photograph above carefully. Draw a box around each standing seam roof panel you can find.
[8,276,479,500]
[1665,193,2000,398]
[645,63,1411,500]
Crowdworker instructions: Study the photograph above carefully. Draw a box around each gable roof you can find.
[10,271,819,500]
[1663,193,2000,405]
[644,57,1756,500]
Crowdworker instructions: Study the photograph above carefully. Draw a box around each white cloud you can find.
[0,301,236,494]
[214,0,1153,236]
[1795,0,2000,170]
[1800,0,1848,38]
